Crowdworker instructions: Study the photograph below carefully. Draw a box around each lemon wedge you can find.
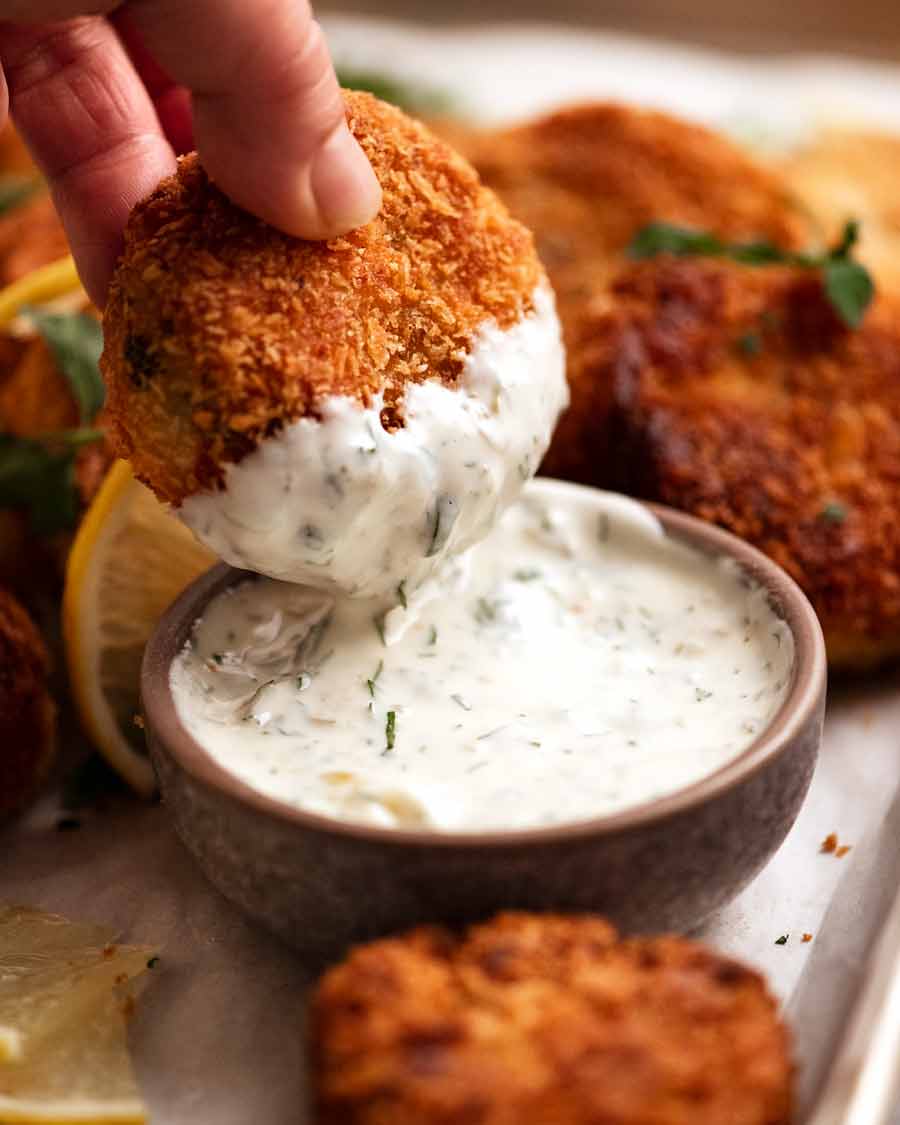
[0,904,154,1124]
[0,256,81,329]
[63,460,216,794]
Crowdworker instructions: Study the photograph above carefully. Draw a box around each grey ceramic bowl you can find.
[142,483,826,963]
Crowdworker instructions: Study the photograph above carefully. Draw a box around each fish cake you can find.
[462,102,812,481]
[102,91,565,596]
[311,911,792,1125]
[0,587,55,820]
[579,255,900,669]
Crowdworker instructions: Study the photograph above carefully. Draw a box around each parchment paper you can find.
[3,20,900,1123]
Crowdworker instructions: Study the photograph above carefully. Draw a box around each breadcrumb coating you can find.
[102,91,543,505]
[311,912,792,1125]
[578,255,900,669]
[0,587,55,820]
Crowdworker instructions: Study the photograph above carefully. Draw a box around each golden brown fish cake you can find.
[0,587,56,820]
[311,912,792,1125]
[781,128,900,297]
[571,254,900,669]
[461,103,812,480]
[102,91,543,507]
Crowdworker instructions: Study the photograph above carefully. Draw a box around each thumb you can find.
[128,0,382,239]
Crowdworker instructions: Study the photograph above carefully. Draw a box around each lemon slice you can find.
[63,460,216,794]
[0,256,81,328]
[0,904,154,1124]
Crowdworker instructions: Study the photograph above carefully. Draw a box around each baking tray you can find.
[3,18,900,1123]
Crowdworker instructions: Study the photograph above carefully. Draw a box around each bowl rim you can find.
[141,479,826,849]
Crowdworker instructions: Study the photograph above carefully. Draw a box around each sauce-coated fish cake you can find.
[101,92,565,595]
[311,912,792,1125]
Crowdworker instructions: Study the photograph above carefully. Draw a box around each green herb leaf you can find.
[147,956,161,969]
[0,434,75,534]
[627,218,875,329]
[427,625,438,646]
[366,659,384,698]
[819,500,848,525]
[823,259,874,329]
[775,934,789,945]
[384,710,397,753]
[23,307,105,423]
[335,68,454,115]
[736,332,762,357]
[0,176,40,215]
[628,223,725,260]
[373,615,386,646]
[397,580,408,609]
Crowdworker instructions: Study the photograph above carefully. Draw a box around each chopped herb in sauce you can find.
[775,934,789,945]
[373,615,386,646]
[474,597,500,624]
[514,567,542,582]
[451,693,472,711]
[384,710,397,753]
[366,660,384,698]
[147,956,161,969]
[427,625,438,646]
[397,580,408,609]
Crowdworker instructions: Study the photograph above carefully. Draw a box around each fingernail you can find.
[310,126,382,235]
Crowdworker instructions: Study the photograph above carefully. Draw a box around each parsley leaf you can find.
[23,307,105,423]
[628,219,874,329]
[0,176,41,215]
[0,428,102,535]
[335,68,453,115]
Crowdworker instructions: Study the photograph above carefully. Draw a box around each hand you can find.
[0,1,383,305]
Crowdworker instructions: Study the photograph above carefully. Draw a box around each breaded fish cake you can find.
[462,103,811,480]
[0,588,56,820]
[576,255,900,669]
[102,91,565,596]
[311,912,792,1125]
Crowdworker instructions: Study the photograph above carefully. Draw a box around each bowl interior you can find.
[141,479,826,848]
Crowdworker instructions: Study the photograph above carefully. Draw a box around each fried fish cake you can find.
[311,912,792,1125]
[574,255,900,669]
[0,587,56,820]
[462,103,812,479]
[102,91,564,595]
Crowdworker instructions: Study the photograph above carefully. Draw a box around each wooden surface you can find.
[316,0,900,60]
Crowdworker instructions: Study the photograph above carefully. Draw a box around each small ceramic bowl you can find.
[142,485,826,963]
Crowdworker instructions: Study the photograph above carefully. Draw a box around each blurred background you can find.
[316,0,900,60]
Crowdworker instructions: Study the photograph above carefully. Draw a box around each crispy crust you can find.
[0,587,55,820]
[570,255,900,667]
[102,91,543,505]
[310,912,792,1125]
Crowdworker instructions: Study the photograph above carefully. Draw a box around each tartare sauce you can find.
[170,483,794,833]
[178,283,567,598]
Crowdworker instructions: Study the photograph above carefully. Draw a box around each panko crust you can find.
[458,103,812,482]
[574,255,900,668]
[310,912,792,1125]
[0,588,55,820]
[102,91,543,505]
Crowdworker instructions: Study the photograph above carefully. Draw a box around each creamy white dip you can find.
[171,482,794,833]
[177,283,566,598]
